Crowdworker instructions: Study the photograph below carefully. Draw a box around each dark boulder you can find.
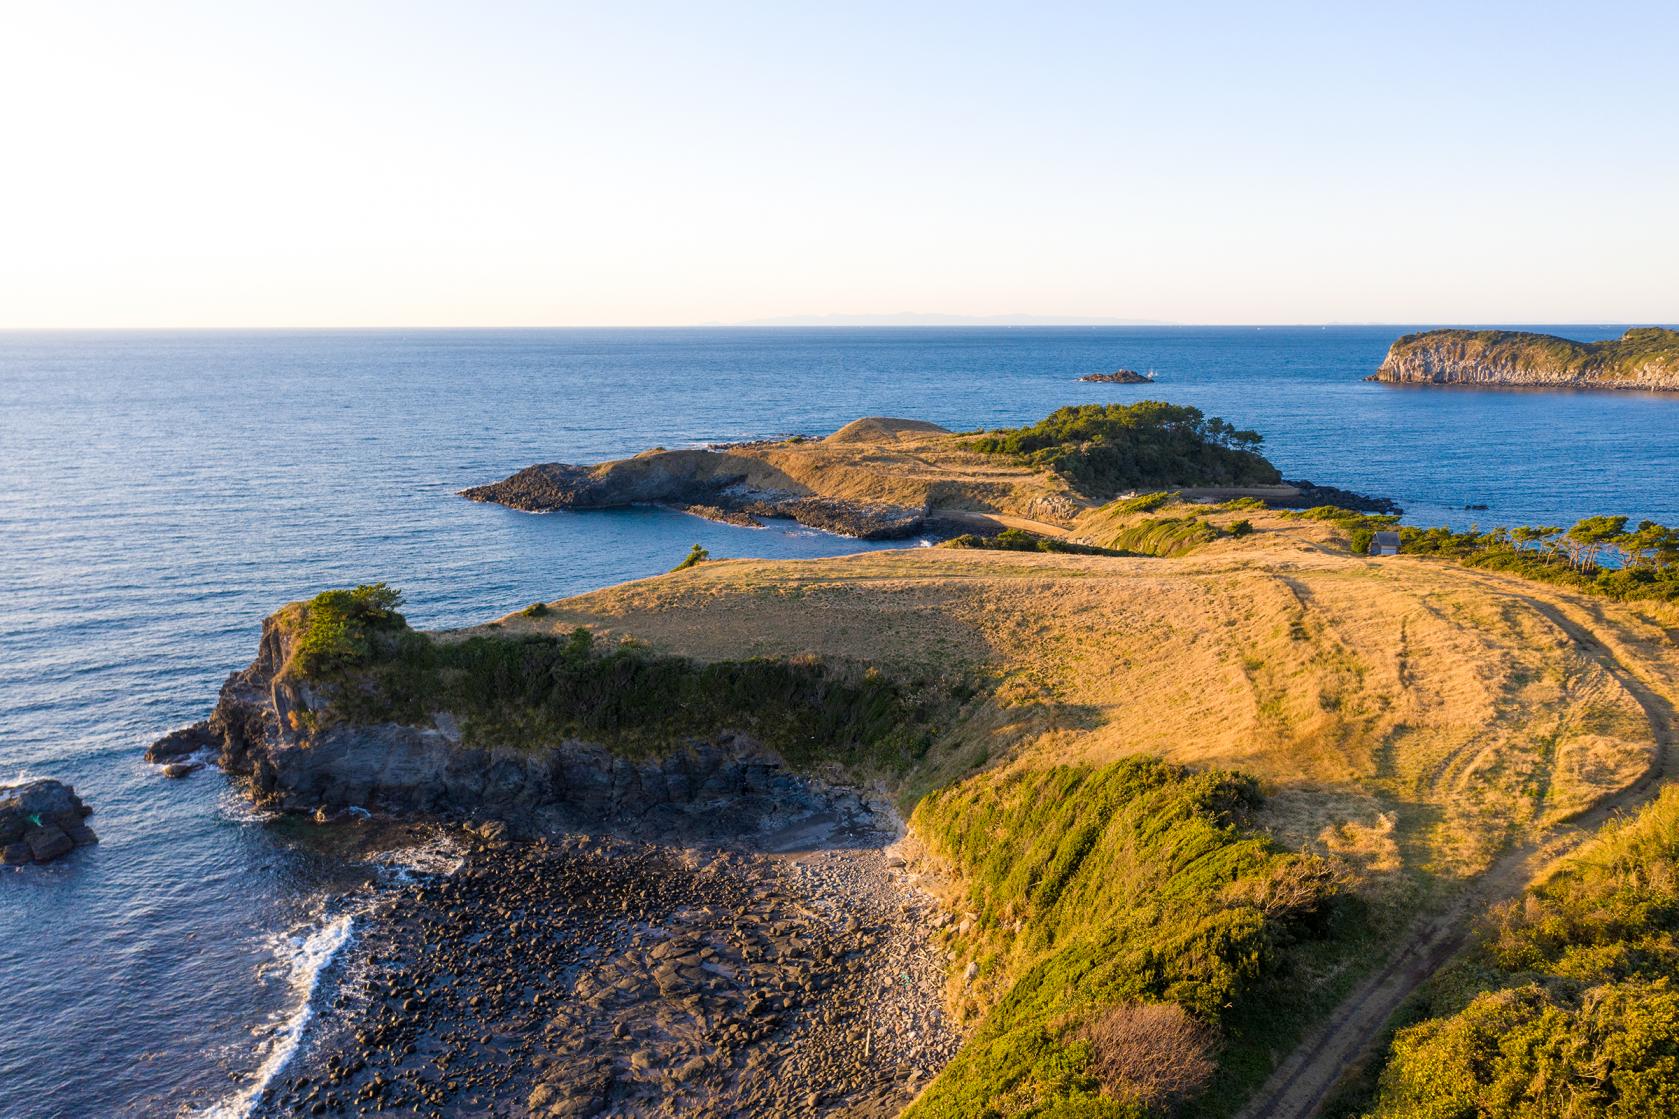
[146,721,218,762]
[0,779,97,866]
[26,825,74,862]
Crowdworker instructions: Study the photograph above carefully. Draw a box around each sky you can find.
[1,1,1675,328]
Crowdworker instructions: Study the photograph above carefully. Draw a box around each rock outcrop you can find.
[459,416,1089,539]
[155,614,856,837]
[1370,327,1679,391]
[1,779,97,866]
[1078,369,1152,384]
[460,451,930,540]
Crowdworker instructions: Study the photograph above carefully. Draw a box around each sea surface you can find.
[3,325,1676,1117]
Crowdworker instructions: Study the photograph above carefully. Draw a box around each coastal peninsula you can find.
[152,405,1679,1118]
[1370,326,1679,391]
[461,402,1394,537]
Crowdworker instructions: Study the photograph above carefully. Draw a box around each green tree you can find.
[672,543,710,571]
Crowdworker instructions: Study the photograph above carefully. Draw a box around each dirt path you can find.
[1236,582,1678,1119]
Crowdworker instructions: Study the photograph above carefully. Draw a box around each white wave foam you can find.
[368,831,466,884]
[195,911,356,1119]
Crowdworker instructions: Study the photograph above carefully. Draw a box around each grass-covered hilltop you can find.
[1370,327,1679,391]
[172,410,1679,1119]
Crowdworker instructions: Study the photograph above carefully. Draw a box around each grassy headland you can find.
[263,416,1679,1117]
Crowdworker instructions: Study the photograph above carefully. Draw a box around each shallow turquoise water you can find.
[2,325,1675,1116]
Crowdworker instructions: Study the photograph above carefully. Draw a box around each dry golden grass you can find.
[477,520,1679,881]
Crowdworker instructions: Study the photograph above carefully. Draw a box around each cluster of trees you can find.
[942,527,1122,556]
[1400,515,1679,603]
[972,402,1282,497]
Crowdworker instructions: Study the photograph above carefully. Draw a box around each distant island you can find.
[1370,327,1679,391]
[1077,369,1153,384]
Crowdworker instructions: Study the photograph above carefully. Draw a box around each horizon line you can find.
[0,320,1666,333]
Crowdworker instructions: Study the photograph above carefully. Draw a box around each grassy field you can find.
[290,504,1679,1116]
[512,514,1674,880]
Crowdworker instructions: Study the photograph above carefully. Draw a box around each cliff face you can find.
[1370,327,1679,391]
[155,613,843,835]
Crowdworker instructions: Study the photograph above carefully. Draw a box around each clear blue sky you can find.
[2,1,1674,327]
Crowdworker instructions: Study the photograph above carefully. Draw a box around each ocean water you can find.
[2,325,1676,1117]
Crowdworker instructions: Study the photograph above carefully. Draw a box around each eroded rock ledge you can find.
[148,608,909,842]
[1370,327,1679,392]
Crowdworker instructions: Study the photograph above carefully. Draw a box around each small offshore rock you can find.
[162,762,205,779]
[146,721,217,762]
[0,778,96,866]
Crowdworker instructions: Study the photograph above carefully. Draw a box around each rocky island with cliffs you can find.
[1369,326,1679,391]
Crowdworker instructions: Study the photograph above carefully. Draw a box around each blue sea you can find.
[3,326,1676,1117]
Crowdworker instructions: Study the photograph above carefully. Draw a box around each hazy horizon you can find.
[3,2,1675,329]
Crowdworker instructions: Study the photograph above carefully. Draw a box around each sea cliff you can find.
[1369,327,1679,391]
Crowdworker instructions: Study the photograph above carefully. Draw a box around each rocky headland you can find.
[156,584,966,1117]
[461,405,1399,538]
[459,416,1082,540]
[1369,327,1679,391]
[1,778,97,866]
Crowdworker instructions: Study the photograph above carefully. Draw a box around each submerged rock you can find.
[0,778,97,866]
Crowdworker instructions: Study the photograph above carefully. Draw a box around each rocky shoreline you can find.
[460,457,931,540]
[253,826,959,1119]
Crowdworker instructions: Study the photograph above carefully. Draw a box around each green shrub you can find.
[972,403,1281,498]
[1229,520,1254,538]
[289,583,406,676]
[1100,517,1222,557]
[673,543,710,571]
[1109,492,1175,515]
[519,601,550,618]
[943,529,1123,557]
[296,617,940,776]
[1362,786,1679,1117]
[909,758,1348,1118]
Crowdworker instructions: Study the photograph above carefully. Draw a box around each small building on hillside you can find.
[1370,530,1401,556]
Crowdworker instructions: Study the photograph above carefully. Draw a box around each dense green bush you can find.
[909,758,1348,1118]
[289,583,406,676]
[942,528,1123,556]
[293,608,939,774]
[972,403,1281,498]
[1363,785,1679,1118]
[1398,517,1679,604]
[1098,516,1225,557]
